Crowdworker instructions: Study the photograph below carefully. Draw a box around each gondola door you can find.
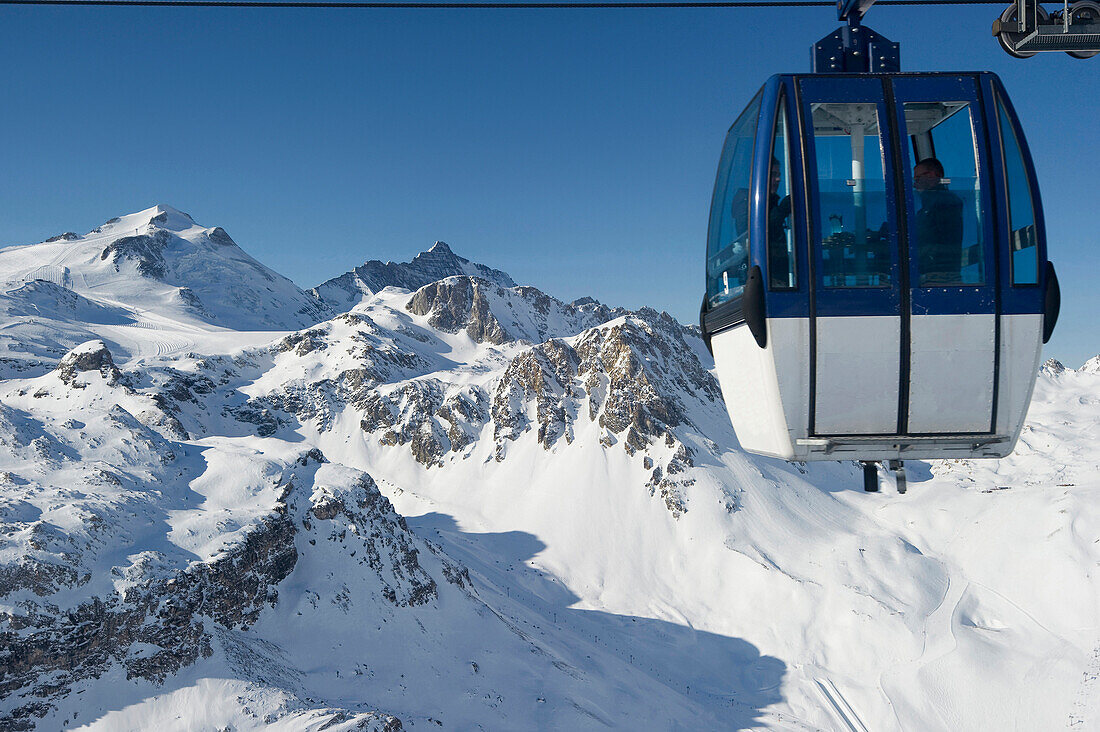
[891,75,997,435]
[799,77,905,435]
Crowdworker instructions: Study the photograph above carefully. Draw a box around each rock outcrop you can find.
[54,340,122,386]
[311,241,516,313]
[407,277,510,345]
[0,433,439,729]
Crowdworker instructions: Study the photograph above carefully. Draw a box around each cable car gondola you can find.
[699,9,1060,491]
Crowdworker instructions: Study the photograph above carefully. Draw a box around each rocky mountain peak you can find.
[407,240,495,277]
[310,241,517,314]
[1042,358,1066,375]
[145,204,195,231]
[404,276,632,347]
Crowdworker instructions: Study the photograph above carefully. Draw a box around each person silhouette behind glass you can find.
[725,160,792,291]
[913,157,964,285]
[768,156,792,286]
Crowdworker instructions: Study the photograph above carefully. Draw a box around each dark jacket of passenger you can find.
[915,185,964,281]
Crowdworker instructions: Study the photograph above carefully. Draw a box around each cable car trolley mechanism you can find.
[993,0,1100,58]
[700,0,1062,492]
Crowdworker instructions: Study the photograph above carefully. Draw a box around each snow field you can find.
[0,212,1095,730]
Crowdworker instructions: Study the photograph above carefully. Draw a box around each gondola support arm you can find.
[813,2,900,72]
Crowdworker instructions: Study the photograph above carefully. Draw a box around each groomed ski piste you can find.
[0,206,1096,731]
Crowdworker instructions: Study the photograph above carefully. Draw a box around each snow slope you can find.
[0,210,1097,731]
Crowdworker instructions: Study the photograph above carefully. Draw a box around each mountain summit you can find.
[0,205,332,376]
[0,204,329,331]
[311,240,517,313]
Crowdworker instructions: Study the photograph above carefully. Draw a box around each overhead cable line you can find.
[0,0,1013,8]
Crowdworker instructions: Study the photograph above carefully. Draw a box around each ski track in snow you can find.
[104,321,194,357]
[814,677,868,732]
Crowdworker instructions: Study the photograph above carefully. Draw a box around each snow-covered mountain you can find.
[1,209,1097,731]
[310,241,516,314]
[0,205,332,377]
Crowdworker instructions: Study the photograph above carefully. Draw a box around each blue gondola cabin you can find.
[700,72,1059,462]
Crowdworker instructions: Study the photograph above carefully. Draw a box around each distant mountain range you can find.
[0,206,1097,731]
[310,240,516,314]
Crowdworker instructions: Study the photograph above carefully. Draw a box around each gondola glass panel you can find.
[997,92,1040,285]
[768,95,797,290]
[810,103,890,288]
[707,91,762,308]
[901,102,985,287]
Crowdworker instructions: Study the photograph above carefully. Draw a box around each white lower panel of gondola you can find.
[814,315,900,435]
[908,313,995,433]
[711,318,808,460]
[995,313,1045,444]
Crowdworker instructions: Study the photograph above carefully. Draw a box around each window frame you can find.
[705,87,764,311]
[766,88,798,292]
[808,100,893,291]
[994,88,1041,289]
[901,100,987,289]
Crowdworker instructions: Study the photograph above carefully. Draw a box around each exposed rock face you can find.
[490,312,720,452]
[237,275,719,511]
[1042,358,1066,375]
[150,207,195,228]
[257,295,719,513]
[407,277,509,345]
[360,381,490,468]
[405,275,632,346]
[0,508,297,730]
[55,340,121,386]
[0,430,437,728]
[311,241,516,313]
[484,312,718,516]
[305,466,437,607]
[43,232,80,243]
[492,339,578,449]
[262,314,431,434]
[100,229,172,278]
[206,226,236,247]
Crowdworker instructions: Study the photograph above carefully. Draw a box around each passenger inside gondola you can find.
[913,157,964,285]
[768,156,792,284]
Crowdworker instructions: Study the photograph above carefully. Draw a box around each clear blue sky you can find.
[1,3,1097,366]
